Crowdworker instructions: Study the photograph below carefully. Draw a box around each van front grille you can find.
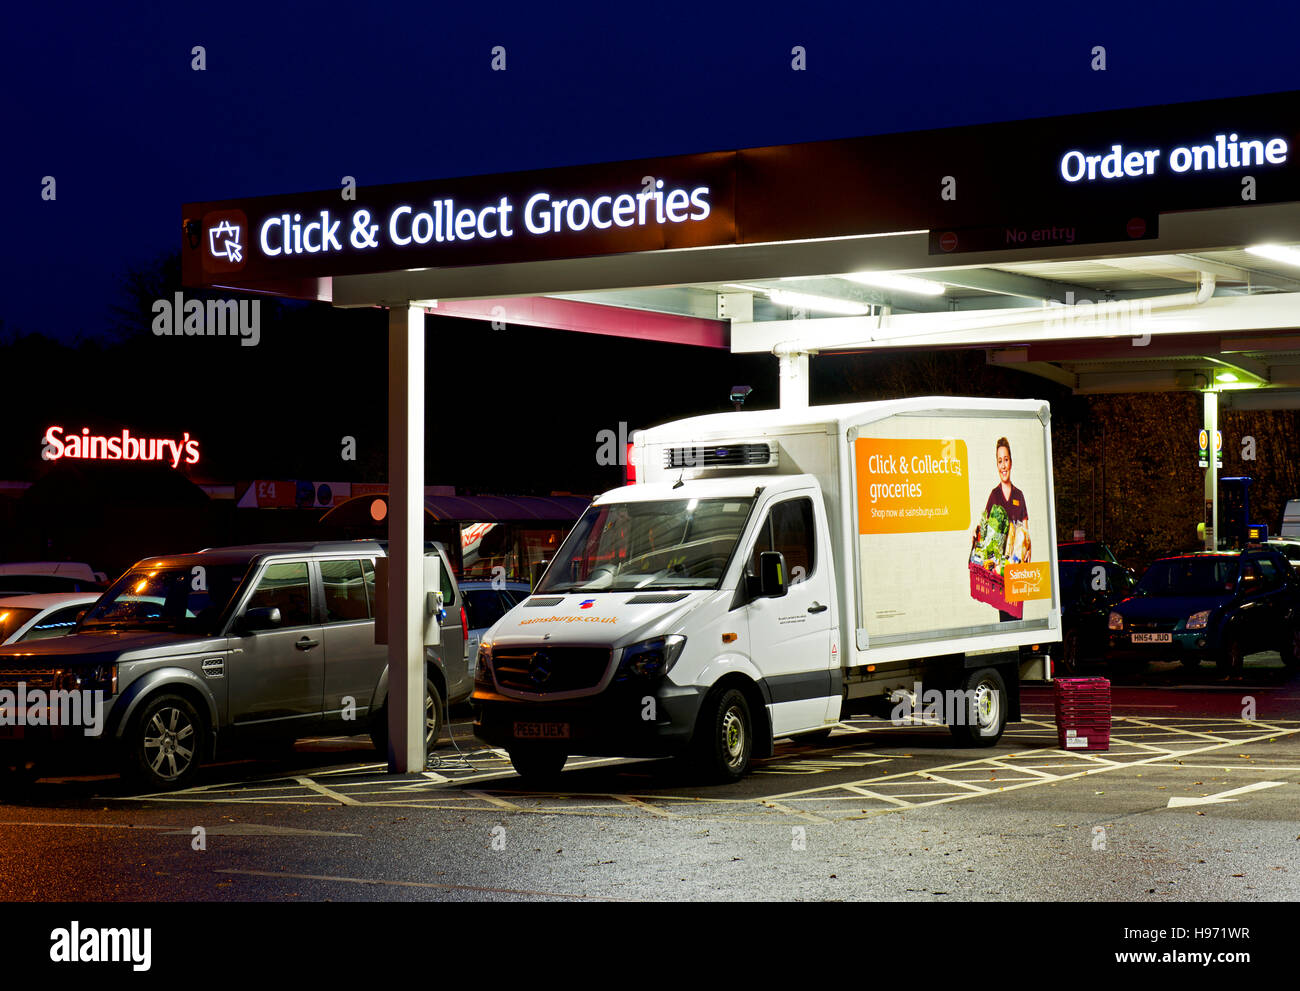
[493,647,611,694]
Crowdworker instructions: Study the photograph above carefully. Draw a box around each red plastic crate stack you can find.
[1053,676,1111,751]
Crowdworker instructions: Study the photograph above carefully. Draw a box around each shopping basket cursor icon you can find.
[209,220,243,263]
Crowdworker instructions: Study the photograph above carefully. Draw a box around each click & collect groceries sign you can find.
[190,152,738,283]
[856,438,971,534]
[258,183,713,257]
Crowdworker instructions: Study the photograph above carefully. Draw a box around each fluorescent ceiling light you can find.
[766,287,871,316]
[1215,380,1260,391]
[843,271,946,296]
[1245,244,1300,268]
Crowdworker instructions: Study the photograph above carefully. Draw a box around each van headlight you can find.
[615,635,687,681]
[1108,611,1124,631]
[474,642,494,689]
[1186,610,1211,631]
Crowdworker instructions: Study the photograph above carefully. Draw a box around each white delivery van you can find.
[472,397,1060,782]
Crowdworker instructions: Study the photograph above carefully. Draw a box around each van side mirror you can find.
[531,560,550,591]
[759,551,788,598]
[241,606,282,633]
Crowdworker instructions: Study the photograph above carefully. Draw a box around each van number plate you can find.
[1131,633,1171,643]
[514,721,570,740]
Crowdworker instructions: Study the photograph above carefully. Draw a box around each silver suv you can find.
[0,541,466,790]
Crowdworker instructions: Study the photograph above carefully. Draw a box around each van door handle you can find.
[295,637,320,650]
[808,602,828,614]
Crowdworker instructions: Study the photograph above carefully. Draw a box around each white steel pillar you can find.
[1204,389,1219,551]
[777,347,809,409]
[387,304,426,772]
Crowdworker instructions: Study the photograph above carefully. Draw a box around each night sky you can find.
[3,2,1300,567]
[6,2,1300,339]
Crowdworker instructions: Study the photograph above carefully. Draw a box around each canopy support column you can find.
[387,303,426,772]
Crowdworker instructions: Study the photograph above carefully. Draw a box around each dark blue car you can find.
[1055,558,1136,674]
[1107,549,1300,673]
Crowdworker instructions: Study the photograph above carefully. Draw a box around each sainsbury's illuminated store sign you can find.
[41,426,200,468]
[258,181,713,257]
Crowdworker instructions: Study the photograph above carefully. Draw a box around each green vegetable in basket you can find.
[988,504,1009,534]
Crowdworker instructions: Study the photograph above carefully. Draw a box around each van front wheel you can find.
[508,748,567,783]
[694,687,753,783]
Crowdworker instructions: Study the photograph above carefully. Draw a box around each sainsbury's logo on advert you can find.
[1005,562,1052,602]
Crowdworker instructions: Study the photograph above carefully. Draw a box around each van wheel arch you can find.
[697,674,772,759]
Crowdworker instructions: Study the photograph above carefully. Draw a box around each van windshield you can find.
[538,498,754,593]
[82,565,250,634]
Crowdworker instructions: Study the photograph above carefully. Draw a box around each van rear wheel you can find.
[948,667,1007,747]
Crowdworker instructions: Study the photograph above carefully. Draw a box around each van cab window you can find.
[748,498,816,580]
[321,559,368,623]
[246,561,312,627]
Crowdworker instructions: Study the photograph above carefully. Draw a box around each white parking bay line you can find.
[217,869,623,900]
[611,794,681,818]
[293,776,362,806]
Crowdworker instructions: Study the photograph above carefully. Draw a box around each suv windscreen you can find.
[82,564,251,634]
[538,497,754,593]
[1135,557,1237,598]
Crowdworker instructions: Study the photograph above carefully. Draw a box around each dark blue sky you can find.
[4,0,1300,339]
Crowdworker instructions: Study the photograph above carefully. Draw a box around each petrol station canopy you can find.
[183,89,1300,404]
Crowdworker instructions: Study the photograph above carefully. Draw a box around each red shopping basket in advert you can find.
[968,562,1023,619]
[1053,677,1111,750]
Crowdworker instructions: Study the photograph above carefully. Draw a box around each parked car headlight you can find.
[53,664,116,694]
[616,635,687,681]
[1108,611,1124,631]
[1185,610,1211,631]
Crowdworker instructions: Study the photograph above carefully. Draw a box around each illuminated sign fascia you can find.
[1060,131,1290,183]
[41,426,200,468]
[255,181,714,258]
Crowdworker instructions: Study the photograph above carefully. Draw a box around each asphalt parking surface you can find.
[1,657,1298,901]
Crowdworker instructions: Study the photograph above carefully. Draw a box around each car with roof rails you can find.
[0,540,464,790]
[1106,548,1300,674]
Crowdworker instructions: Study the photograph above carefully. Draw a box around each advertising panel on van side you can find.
[855,412,1054,644]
